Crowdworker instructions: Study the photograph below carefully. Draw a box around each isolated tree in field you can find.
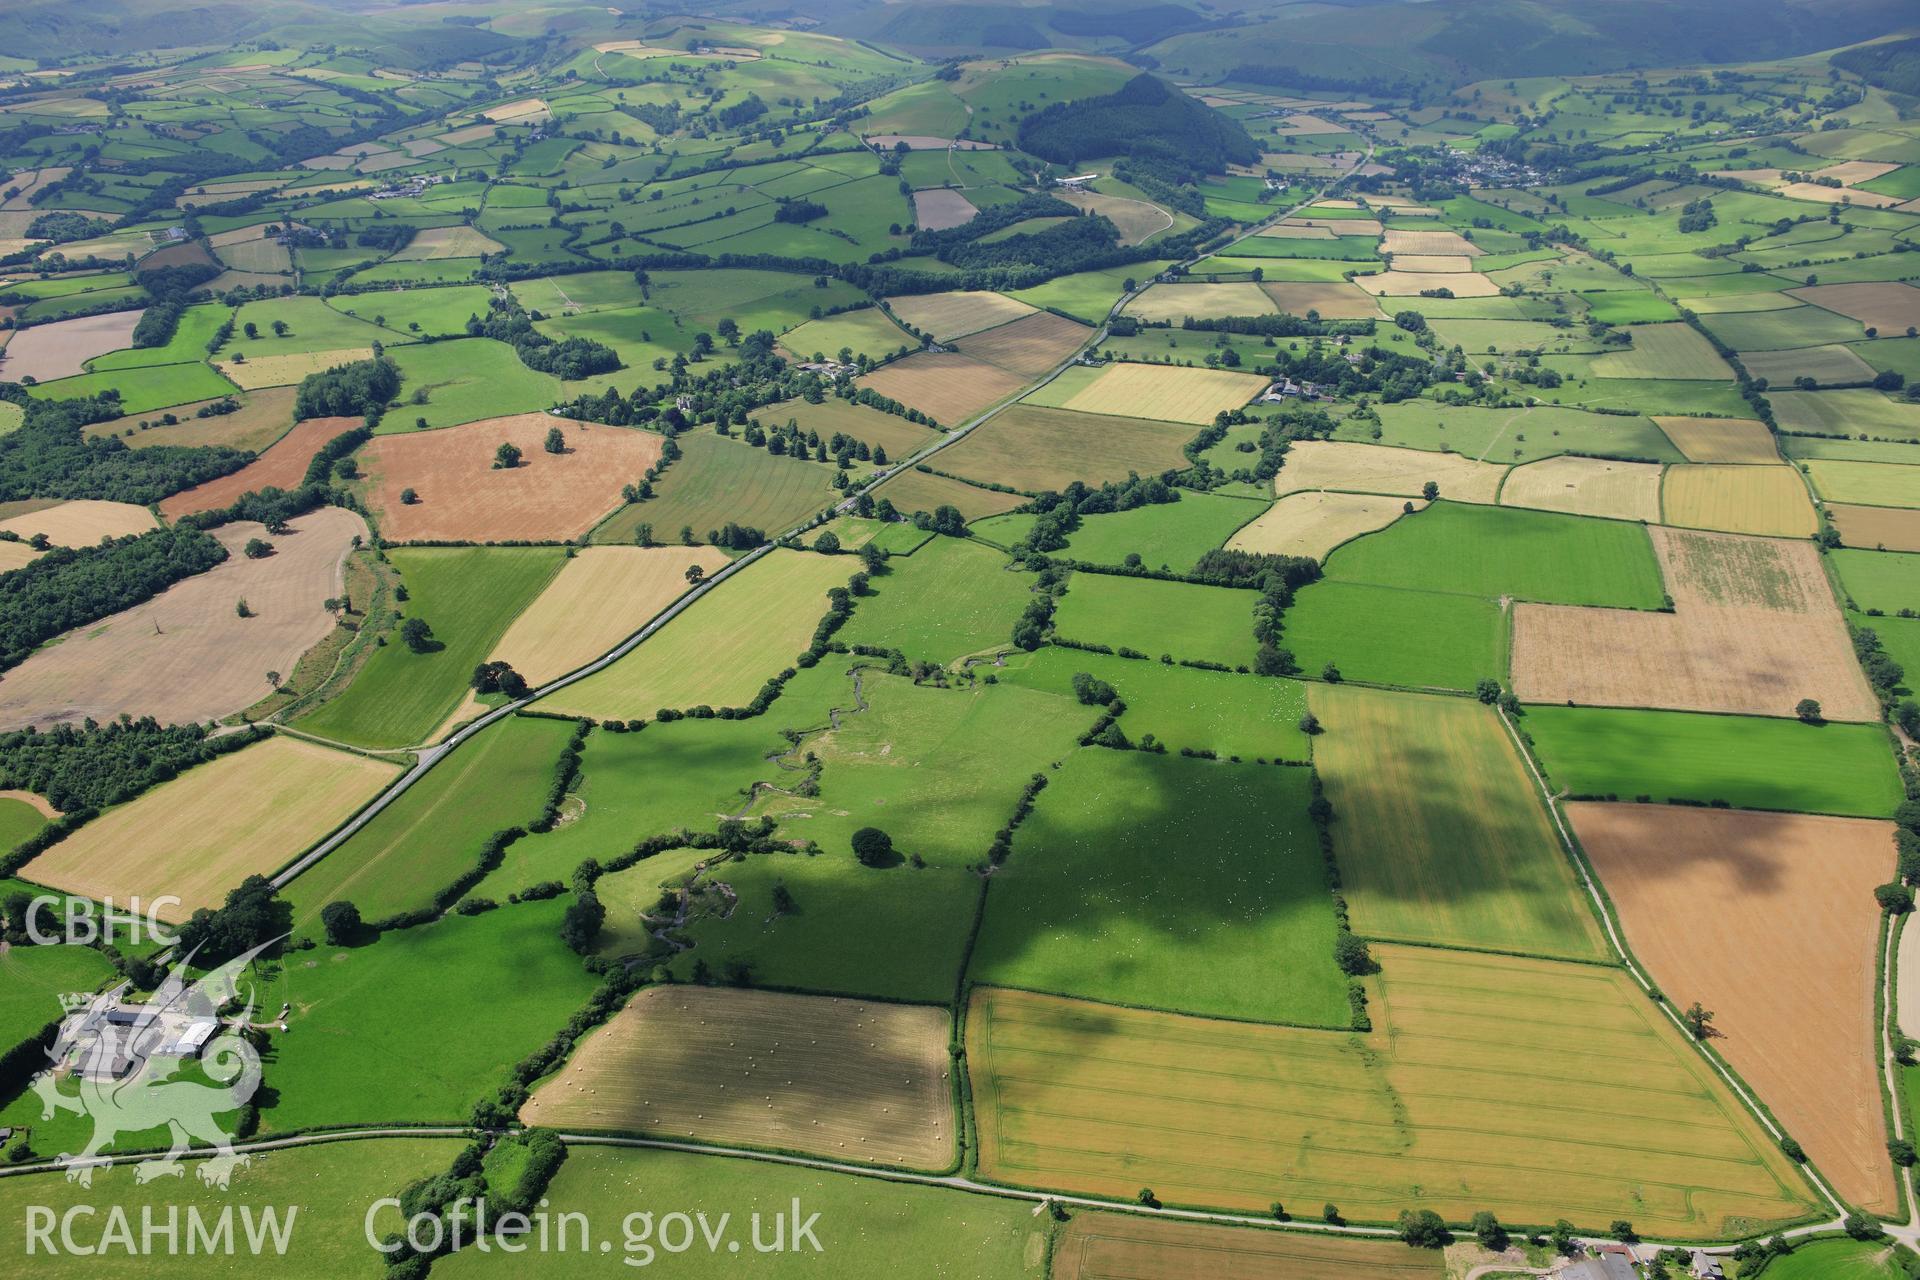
[544,426,565,454]
[416,416,428,430]
[716,317,739,345]
[814,530,841,554]
[1877,882,1914,915]
[243,538,273,559]
[1397,1209,1449,1248]
[1298,711,1321,735]
[852,826,896,867]
[492,441,525,469]
[633,522,653,547]
[1321,662,1341,683]
[1682,1001,1714,1039]
[235,598,252,618]
[1071,672,1117,706]
[271,319,289,338]
[400,487,418,505]
[320,900,362,946]
[560,890,604,954]
[1135,1188,1158,1208]
[1475,678,1501,704]
[1422,480,1439,500]
[685,564,705,585]
[1794,697,1823,724]
[1322,1203,1343,1225]
[400,616,435,653]
[243,321,259,339]
[1470,1211,1507,1251]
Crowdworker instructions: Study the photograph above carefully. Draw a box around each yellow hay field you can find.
[0,498,155,546]
[1512,528,1880,721]
[857,353,1029,425]
[0,542,35,573]
[1052,1212,1441,1280]
[1355,270,1500,297]
[1389,254,1474,273]
[483,97,549,123]
[1058,190,1173,245]
[1260,280,1384,319]
[1283,217,1383,237]
[1125,282,1276,323]
[1662,464,1817,537]
[1273,440,1506,503]
[1381,228,1480,256]
[884,290,1036,341]
[1056,362,1263,424]
[389,225,505,261]
[1831,503,1920,553]
[1255,223,1335,240]
[1653,416,1780,464]
[1227,492,1425,560]
[522,985,954,1169]
[486,545,729,685]
[1499,456,1662,522]
[217,348,374,389]
[967,956,1818,1236]
[24,734,400,921]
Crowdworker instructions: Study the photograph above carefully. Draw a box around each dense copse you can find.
[942,214,1123,272]
[294,355,401,422]
[1017,74,1258,172]
[772,198,828,224]
[134,261,221,301]
[0,526,228,670]
[906,194,1082,260]
[175,875,292,964]
[356,224,416,252]
[0,393,251,505]
[130,301,183,349]
[466,301,621,379]
[1182,315,1376,338]
[1192,548,1321,592]
[1833,35,1920,96]
[1016,474,1181,553]
[0,719,265,814]
[1265,342,1436,403]
[23,212,111,244]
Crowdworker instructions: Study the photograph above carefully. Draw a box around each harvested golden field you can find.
[1228,492,1424,559]
[1355,271,1500,297]
[0,498,155,546]
[1663,464,1817,537]
[389,225,504,260]
[1126,282,1275,323]
[1051,1213,1440,1280]
[1283,216,1383,237]
[24,734,399,921]
[487,545,728,685]
[1257,223,1336,239]
[857,353,1029,426]
[1570,802,1896,1216]
[1390,254,1473,273]
[1654,416,1780,463]
[1787,281,1920,333]
[967,959,1817,1236]
[218,347,374,389]
[1260,280,1384,319]
[1055,362,1264,424]
[0,542,34,573]
[86,385,299,452]
[363,414,662,542]
[875,466,1027,521]
[1513,528,1877,721]
[539,549,850,719]
[0,309,142,381]
[0,507,368,730]
[938,403,1192,492]
[159,415,359,517]
[1059,190,1174,245]
[1832,502,1920,553]
[1274,440,1505,503]
[1381,228,1479,256]
[1500,456,1662,522]
[884,290,1036,341]
[958,311,1091,378]
[522,986,955,1169]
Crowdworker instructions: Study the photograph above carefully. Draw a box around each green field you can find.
[1832,547,1920,613]
[226,295,396,358]
[1771,389,1920,440]
[385,338,567,430]
[1310,683,1606,960]
[1806,459,1920,508]
[329,284,494,338]
[296,546,564,749]
[0,942,115,1053]
[978,492,1265,571]
[837,535,1036,664]
[1281,580,1507,691]
[435,1143,1044,1278]
[259,898,600,1130]
[1352,401,1685,464]
[0,795,47,853]
[1008,263,1169,324]
[1324,501,1666,608]
[968,749,1347,1025]
[1737,1239,1917,1280]
[25,361,240,416]
[593,428,840,545]
[1522,704,1904,818]
[1051,573,1256,668]
[780,307,915,361]
[283,713,579,925]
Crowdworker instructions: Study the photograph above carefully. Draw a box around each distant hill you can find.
[0,0,522,63]
[1017,73,1259,171]
[1833,36,1920,98]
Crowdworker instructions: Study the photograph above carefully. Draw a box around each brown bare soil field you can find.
[857,353,1029,426]
[1570,802,1896,1215]
[1052,1213,1441,1280]
[1382,228,1481,256]
[159,416,360,517]
[1228,492,1424,559]
[884,290,1035,341]
[1058,190,1172,245]
[1787,282,1920,333]
[85,386,299,452]
[0,507,368,730]
[1499,456,1662,522]
[521,985,955,1169]
[0,499,156,546]
[1512,528,1878,721]
[958,311,1091,378]
[875,466,1027,521]
[1833,503,1920,552]
[24,734,399,921]
[937,403,1193,492]
[1663,464,1817,537]
[1390,254,1474,273]
[487,545,728,685]
[1356,270,1500,297]
[911,188,977,231]
[0,310,142,381]
[1274,440,1506,503]
[1126,282,1275,323]
[1260,280,1384,319]
[362,414,662,542]
[218,348,374,389]
[1654,416,1780,464]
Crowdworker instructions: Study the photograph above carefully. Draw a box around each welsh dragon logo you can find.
[31,939,277,1189]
